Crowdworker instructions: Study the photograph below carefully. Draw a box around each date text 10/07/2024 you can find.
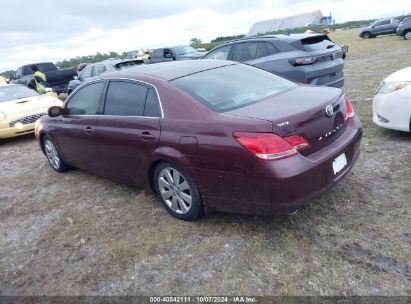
[149,296,257,303]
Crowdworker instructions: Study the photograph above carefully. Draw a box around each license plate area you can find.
[332,153,347,175]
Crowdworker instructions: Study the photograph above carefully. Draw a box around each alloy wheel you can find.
[44,139,61,170]
[157,167,192,214]
[405,32,411,40]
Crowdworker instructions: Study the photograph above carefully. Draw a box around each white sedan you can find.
[373,67,411,132]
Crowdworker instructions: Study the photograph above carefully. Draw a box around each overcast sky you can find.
[0,0,409,72]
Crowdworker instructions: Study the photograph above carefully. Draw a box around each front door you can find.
[56,81,106,173]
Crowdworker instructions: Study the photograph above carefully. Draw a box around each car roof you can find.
[223,33,326,44]
[99,60,236,81]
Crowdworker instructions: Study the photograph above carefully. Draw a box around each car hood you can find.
[383,66,411,82]
[0,93,60,115]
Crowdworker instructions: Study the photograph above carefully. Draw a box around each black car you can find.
[201,34,346,88]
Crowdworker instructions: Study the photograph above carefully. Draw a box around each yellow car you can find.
[0,76,7,86]
[0,84,62,141]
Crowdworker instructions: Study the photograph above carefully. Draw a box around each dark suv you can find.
[396,16,411,40]
[359,18,400,39]
[201,34,346,88]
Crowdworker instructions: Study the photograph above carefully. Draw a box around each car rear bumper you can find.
[194,116,363,215]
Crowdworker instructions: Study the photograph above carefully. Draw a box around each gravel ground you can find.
[0,29,410,296]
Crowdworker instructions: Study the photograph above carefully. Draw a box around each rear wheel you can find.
[43,136,69,172]
[154,162,203,221]
[404,31,411,40]
[362,32,371,39]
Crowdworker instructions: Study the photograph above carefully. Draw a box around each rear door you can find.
[55,80,105,172]
[95,80,162,186]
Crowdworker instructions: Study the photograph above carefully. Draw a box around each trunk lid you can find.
[225,85,347,155]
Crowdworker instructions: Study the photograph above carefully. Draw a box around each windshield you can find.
[171,64,296,112]
[171,46,197,55]
[115,60,143,70]
[0,85,39,103]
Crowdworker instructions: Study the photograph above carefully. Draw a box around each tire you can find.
[42,136,70,172]
[404,31,411,40]
[362,32,371,39]
[154,162,203,221]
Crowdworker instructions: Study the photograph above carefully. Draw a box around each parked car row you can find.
[359,15,411,40]
[2,30,409,221]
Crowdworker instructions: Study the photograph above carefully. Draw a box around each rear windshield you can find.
[171,64,296,112]
[0,85,39,102]
[115,60,144,70]
[300,35,337,51]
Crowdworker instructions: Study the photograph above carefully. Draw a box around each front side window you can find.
[66,81,104,115]
[230,42,258,62]
[104,81,148,116]
[203,45,231,60]
[171,64,296,112]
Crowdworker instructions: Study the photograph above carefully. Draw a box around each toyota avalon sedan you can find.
[35,60,362,220]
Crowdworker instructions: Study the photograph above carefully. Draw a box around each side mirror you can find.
[164,53,174,59]
[48,106,66,117]
[73,75,79,80]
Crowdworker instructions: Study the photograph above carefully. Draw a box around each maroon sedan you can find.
[35,60,362,220]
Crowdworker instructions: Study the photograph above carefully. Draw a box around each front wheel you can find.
[43,136,70,172]
[404,31,411,40]
[362,32,371,39]
[154,162,203,221]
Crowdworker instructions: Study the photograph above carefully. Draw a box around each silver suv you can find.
[396,16,411,40]
[359,18,400,39]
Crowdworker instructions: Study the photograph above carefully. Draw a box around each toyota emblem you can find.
[325,105,334,117]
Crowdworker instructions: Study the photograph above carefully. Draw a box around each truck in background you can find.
[11,62,77,93]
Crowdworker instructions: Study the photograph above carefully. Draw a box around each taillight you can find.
[294,57,315,65]
[345,95,355,119]
[283,135,310,151]
[233,132,309,160]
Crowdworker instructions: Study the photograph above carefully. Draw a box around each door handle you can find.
[83,126,95,135]
[140,131,155,140]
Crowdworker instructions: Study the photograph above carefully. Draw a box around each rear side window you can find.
[66,81,105,115]
[256,42,279,58]
[203,45,231,60]
[104,81,148,116]
[115,60,143,70]
[144,88,162,117]
[79,66,93,81]
[300,35,336,51]
[93,65,107,76]
[230,42,258,62]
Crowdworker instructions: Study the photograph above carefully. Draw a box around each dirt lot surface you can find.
[1,29,410,296]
